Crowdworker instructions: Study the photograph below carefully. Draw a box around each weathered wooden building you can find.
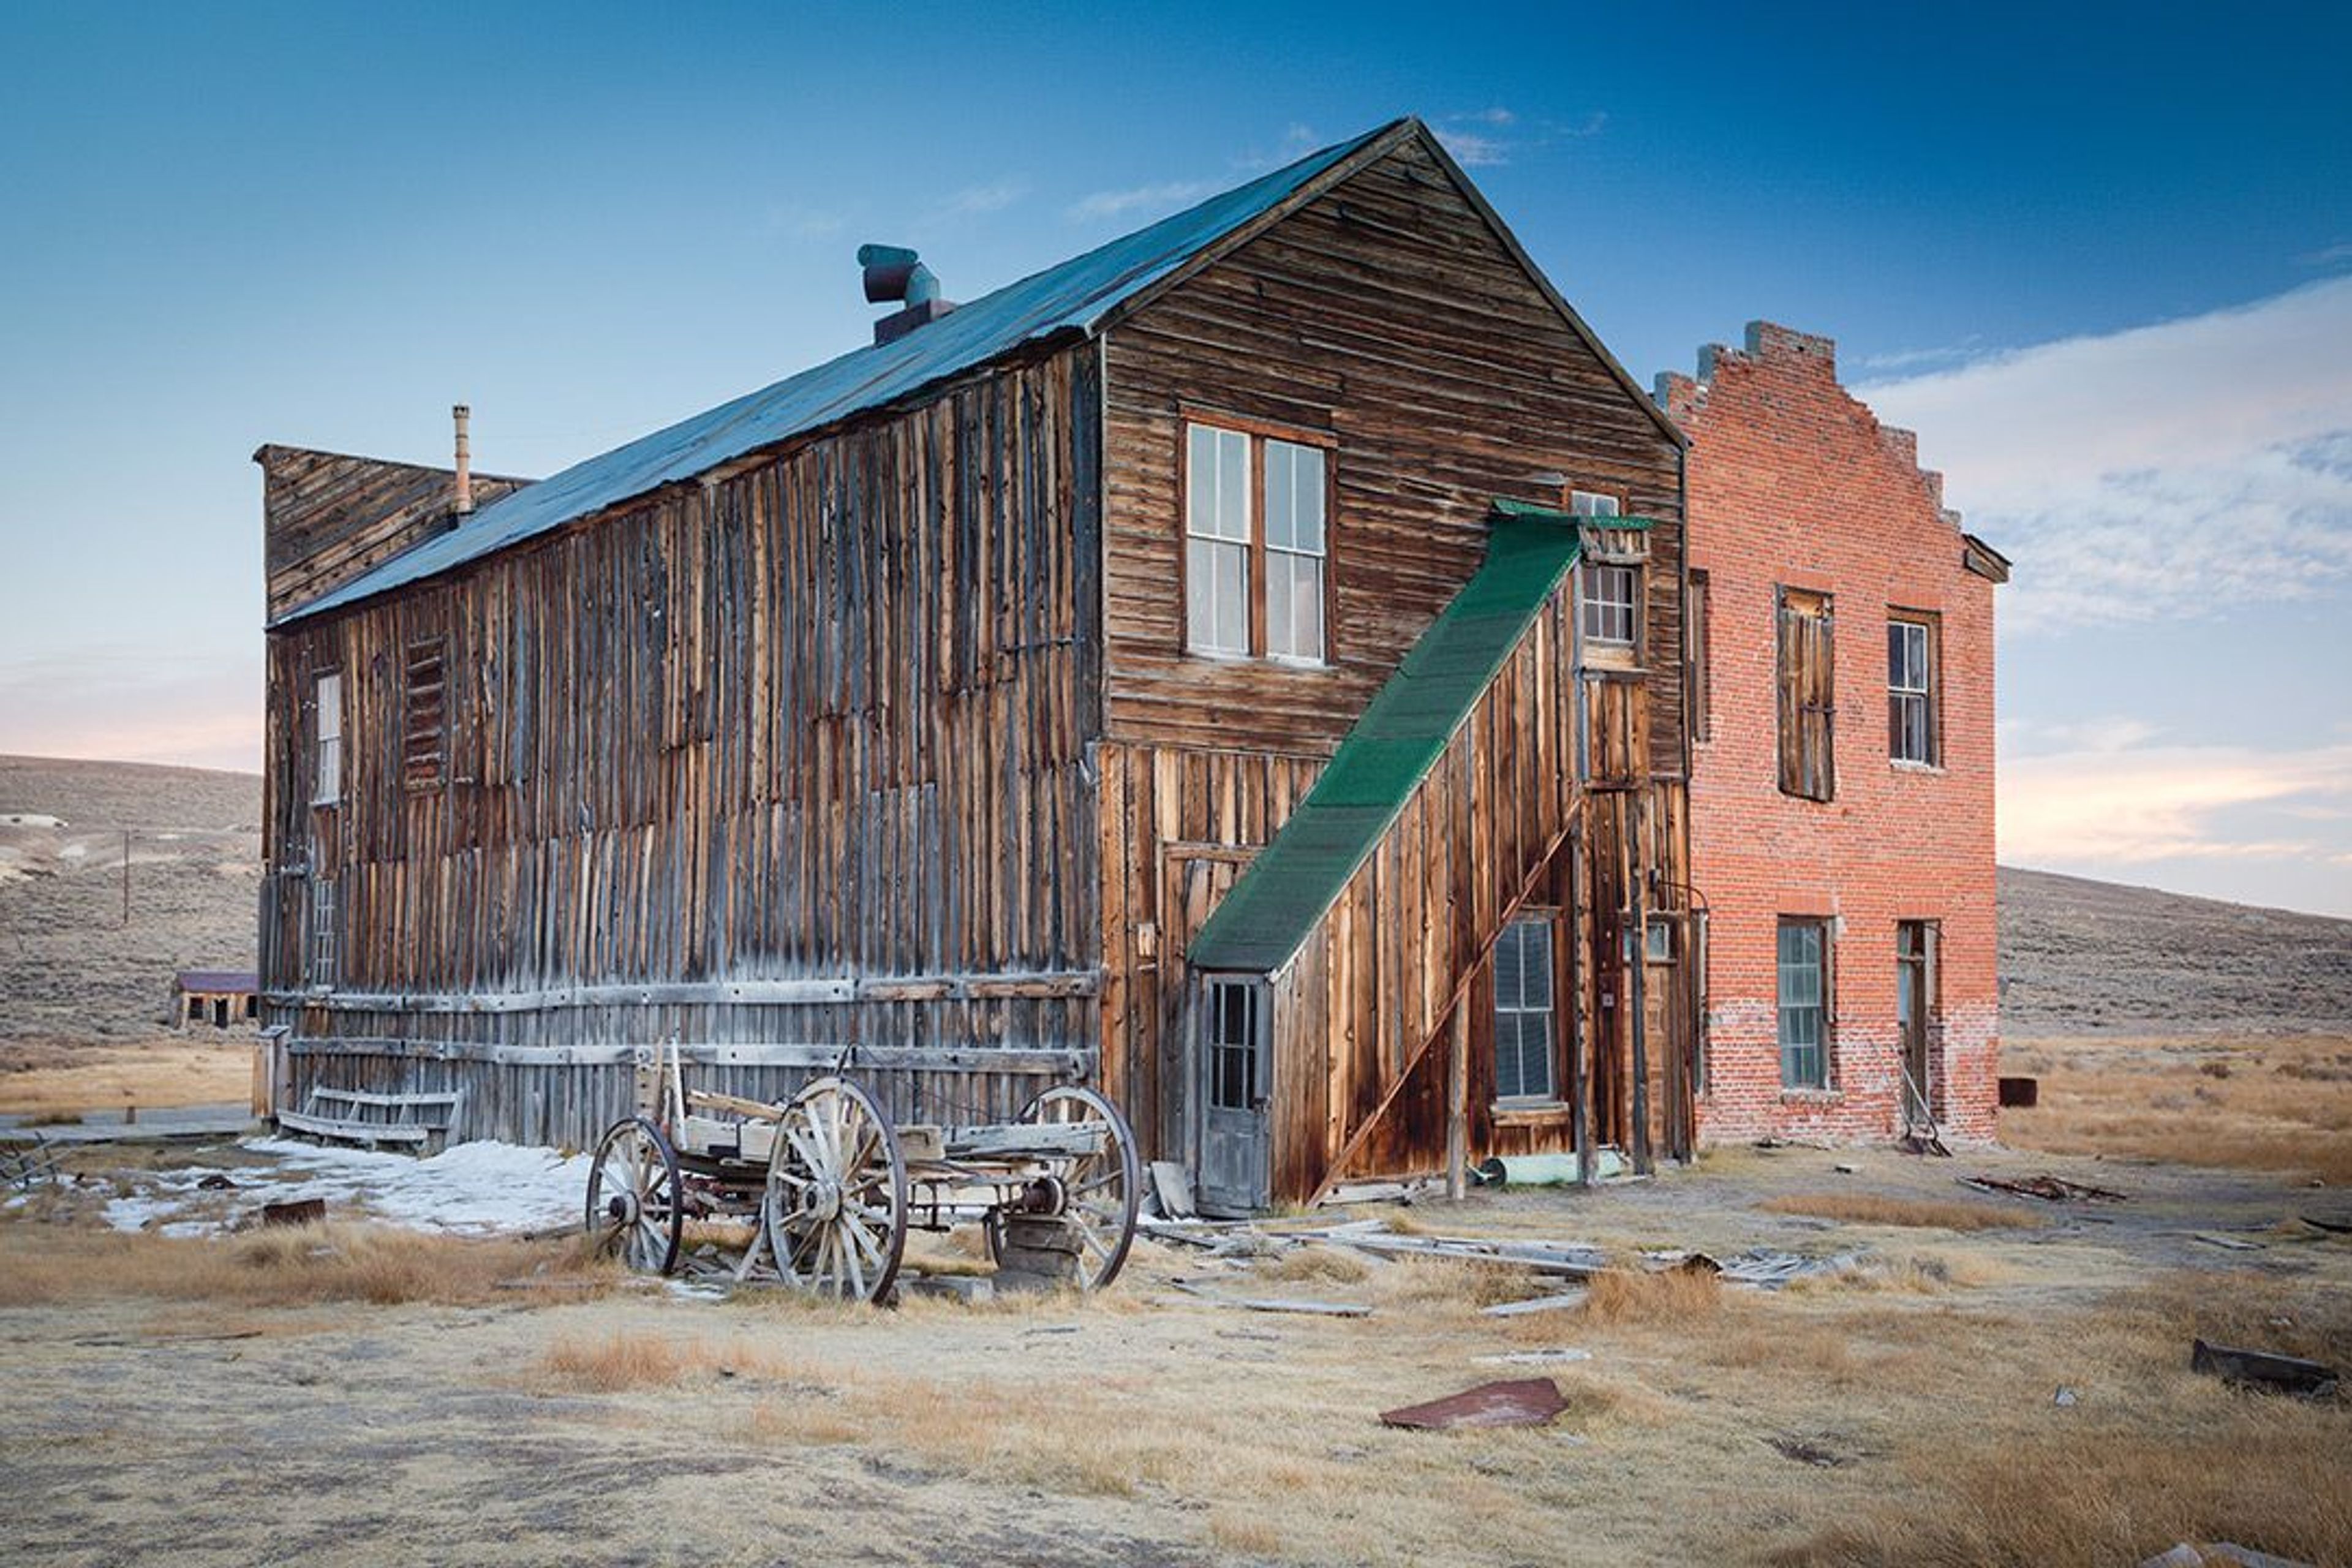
[257,118,1695,1209]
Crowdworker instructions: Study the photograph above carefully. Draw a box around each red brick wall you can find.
[1660,322,2001,1144]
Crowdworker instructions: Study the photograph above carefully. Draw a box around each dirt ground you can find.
[5,1035,2350,1567]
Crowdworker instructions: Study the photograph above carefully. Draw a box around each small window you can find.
[313,671,343,805]
[1580,564,1640,646]
[1208,980,1261,1112]
[403,638,448,791]
[1493,914,1556,1102]
[1568,490,1621,518]
[1185,423,1330,663]
[1687,570,1711,742]
[1888,614,1937,766]
[1777,588,1835,801]
[1777,918,1831,1089]
[1644,917,1675,963]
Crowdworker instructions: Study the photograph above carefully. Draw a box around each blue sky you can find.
[1,1,2347,913]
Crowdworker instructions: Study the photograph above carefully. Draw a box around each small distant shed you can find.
[174,969,258,1030]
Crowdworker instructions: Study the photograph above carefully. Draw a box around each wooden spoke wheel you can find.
[586,1115,684,1276]
[1022,1085,1140,1291]
[764,1077,907,1304]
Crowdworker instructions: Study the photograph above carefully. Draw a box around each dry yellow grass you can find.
[532,1329,810,1392]
[0,1221,611,1309]
[0,1037,252,1115]
[2005,1032,2352,1184]
[1757,1192,2043,1231]
[1257,1243,1371,1284]
[1580,1264,1724,1325]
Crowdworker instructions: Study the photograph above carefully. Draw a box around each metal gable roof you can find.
[274,120,1405,626]
[1186,505,1585,975]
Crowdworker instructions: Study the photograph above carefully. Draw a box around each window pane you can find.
[1215,539,1248,654]
[1272,440,1324,554]
[1186,538,1218,652]
[1268,552,1323,662]
[1186,426,1216,537]
[1570,490,1621,518]
[1265,442,1295,551]
[1522,1012,1554,1099]
[1494,922,1523,1008]
[1521,921,1551,1009]
[1216,429,1248,542]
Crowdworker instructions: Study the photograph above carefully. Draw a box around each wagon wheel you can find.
[1020,1085,1140,1291]
[586,1115,684,1276]
[764,1077,907,1304]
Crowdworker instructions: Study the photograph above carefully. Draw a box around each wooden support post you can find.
[1567,818,1591,1186]
[1445,1002,1469,1201]
[1629,794,1653,1177]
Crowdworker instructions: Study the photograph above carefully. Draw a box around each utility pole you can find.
[121,829,130,927]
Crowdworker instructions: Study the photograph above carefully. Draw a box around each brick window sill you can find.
[1779,1089,1844,1106]
[1890,759,1946,777]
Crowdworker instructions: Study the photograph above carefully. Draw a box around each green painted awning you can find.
[1187,505,1585,974]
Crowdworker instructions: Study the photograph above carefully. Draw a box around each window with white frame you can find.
[1185,422,1329,663]
[313,671,343,805]
[1580,564,1639,646]
[308,877,338,989]
[1185,424,1252,656]
[1888,614,1937,765]
[1493,914,1556,1102]
[1569,489,1621,519]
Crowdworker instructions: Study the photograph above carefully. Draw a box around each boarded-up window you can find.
[1686,570,1711,742]
[403,638,448,791]
[1493,914,1556,1102]
[312,671,342,805]
[1777,917,1831,1089]
[1776,588,1834,801]
[1888,613,1937,765]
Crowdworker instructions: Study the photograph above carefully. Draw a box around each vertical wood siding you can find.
[261,347,1106,1143]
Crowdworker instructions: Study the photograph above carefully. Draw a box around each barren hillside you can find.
[4,756,2347,1043]
[0,755,262,1041]
[1999,865,2352,1036]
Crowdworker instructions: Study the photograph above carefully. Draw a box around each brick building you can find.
[1656,323,2009,1143]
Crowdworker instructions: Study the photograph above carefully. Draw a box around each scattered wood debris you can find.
[1765,1434,1853,1468]
[1472,1348,1593,1366]
[1481,1290,1591,1318]
[1167,1278,1371,1317]
[2189,1340,2339,1397]
[1,1136,60,1189]
[1380,1378,1567,1431]
[1959,1174,2129,1203]
[260,1197,325,1227]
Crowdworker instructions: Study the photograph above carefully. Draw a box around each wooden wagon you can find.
[584,1042,1140,1303]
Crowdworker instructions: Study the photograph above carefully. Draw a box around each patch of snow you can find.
[241,1137,589,1234]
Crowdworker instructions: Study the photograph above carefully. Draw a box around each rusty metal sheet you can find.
[1379,1378,1566,1431]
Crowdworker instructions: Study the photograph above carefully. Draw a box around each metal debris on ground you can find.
[1380,1378,1568,1431]
[2054,1385,2080,1408]
[1146,1160,1197,1220]
[2191,1232,2264,1252]
[2140,1544,2319,1568]
[2299,1213,2352,1235]
[1960,1173,2130,1203]
[2189,1340,2340,1397]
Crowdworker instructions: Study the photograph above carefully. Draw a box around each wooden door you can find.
[1196,973,1271,1215]
[1897,921,1934,1128]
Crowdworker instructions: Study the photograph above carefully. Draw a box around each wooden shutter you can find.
[403,637,448,792]
[1776,589,1835,801]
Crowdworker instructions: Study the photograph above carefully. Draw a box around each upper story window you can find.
[403,638,448,792]
[1570,490,1639,649]
[1776,587,1836,801]
[1888,613,1938,766]
[1687,569,1712,742]
[312,671,343,805]
[1185,422,1329,664]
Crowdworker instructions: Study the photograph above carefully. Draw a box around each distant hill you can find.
[1999,865,2352,1036]
[0,755,262,1041]
[4,755,2346,1043]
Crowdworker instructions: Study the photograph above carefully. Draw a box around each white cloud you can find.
[1434,127,1510,167]
[2000,739,2352,872]
[1065,179,1219,224]
[1861,277,2352,633]
[939,179,1027,218]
